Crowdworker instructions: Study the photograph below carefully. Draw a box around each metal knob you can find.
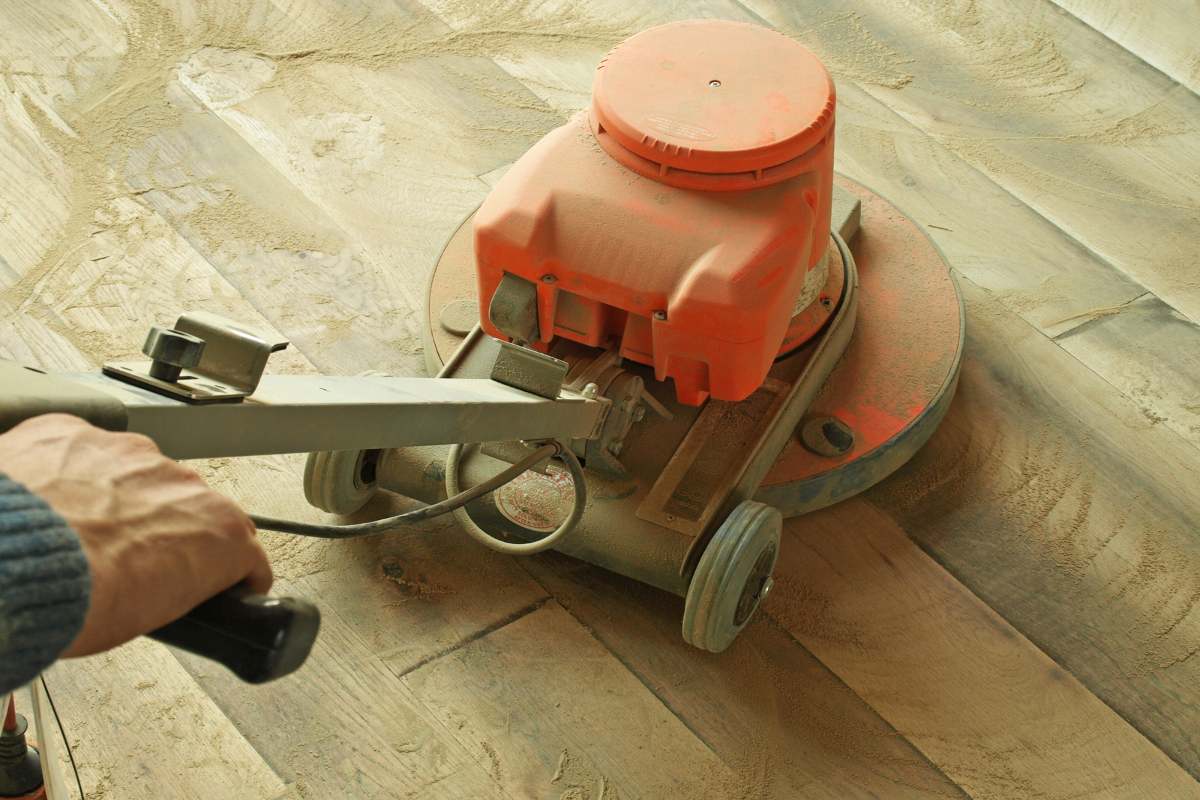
[143,327,205,383]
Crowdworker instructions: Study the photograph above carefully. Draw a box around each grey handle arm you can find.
[0,361,128,433]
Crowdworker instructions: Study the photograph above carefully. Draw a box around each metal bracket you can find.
[489,273,540,344]
[489,340,568,400]
[103,312,289,403]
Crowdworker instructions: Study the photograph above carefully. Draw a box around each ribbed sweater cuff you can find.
[0,474,91,691]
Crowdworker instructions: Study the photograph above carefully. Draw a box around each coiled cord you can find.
[444,441,586,555]
[250,442,566,540]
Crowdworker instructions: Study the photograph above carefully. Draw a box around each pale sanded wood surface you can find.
[44,640,287,799]
[1,1,1198,798]
[1050,0,1200,94]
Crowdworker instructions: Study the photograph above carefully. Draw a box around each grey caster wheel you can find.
[303,449,381,515]
[682,500,782,653]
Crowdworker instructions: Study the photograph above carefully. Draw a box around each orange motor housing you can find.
[474,20,836,404]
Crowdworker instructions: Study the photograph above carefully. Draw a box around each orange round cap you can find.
[591,20,835,179]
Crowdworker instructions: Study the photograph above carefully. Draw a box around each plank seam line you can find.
[515,564,724,760]
[391,595,551,678]
[732,0,1200,334]
[516,563,748,762]
[1050,291,1151,341]
[1043,0,1200,101]
[150,649,290,790]
[846,85,1200,332]
[964,274,1200,465]
[863,452,1200,783]
[899,525,1200,783]
[163,85,428,346]
[755,614,973,799]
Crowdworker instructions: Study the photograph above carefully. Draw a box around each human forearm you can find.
[0,414,272,660]
[0,474,90,693]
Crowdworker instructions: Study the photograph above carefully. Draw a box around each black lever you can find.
[148,585,320,683]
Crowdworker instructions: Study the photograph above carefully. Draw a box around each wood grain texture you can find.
[301,519,550,677]
[46,641,287,800]
[831,84,1147,339]
[523,553,969,799]
[742,0,1200,326]
[1055,293,1200,450]
[172,580,515,800]
[2,0,1199,797]
[1050,0,1200,94]
[870,278,1200,778]
[403,601,736,800]
[770,502,1200,800]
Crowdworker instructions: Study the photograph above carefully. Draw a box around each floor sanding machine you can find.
[0,20,962,679]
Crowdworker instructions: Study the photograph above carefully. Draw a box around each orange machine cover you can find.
[474,20,835,404]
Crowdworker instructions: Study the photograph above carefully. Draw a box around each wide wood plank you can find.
[0,4,122,284]
[524,553,968,799]
[47,641,286,800]
[300,515,551,677]
[770,501,1200,799]
[743,0,1200,326]
[870,277,1200,778]
[831,85,1147,338]
[173,583,514,800]
[1055,292,1200,450]
[1050,0,1200,94]
[403,601,737,799]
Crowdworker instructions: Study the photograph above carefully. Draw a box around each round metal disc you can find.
[757,177,964,515]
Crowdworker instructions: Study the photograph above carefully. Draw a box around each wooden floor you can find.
[2,1,1199,797]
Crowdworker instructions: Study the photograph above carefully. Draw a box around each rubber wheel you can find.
[682,501,782,653]
[303,450,380,515]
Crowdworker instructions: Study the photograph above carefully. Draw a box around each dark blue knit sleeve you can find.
[0,474,91,692]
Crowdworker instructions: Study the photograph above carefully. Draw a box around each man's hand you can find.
[0,414,273,657]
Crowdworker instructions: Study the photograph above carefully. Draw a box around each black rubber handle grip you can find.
[148,585,320,684]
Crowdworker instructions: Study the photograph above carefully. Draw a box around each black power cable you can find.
[249,442,560,538]
[40,674,85,799]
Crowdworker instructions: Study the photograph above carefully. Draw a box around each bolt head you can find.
[142,327,205,368]
[652,310,667,321]
[799,415,855,457]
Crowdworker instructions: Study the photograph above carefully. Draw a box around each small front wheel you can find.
[303,449,381,515]
[682,500,781,653]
